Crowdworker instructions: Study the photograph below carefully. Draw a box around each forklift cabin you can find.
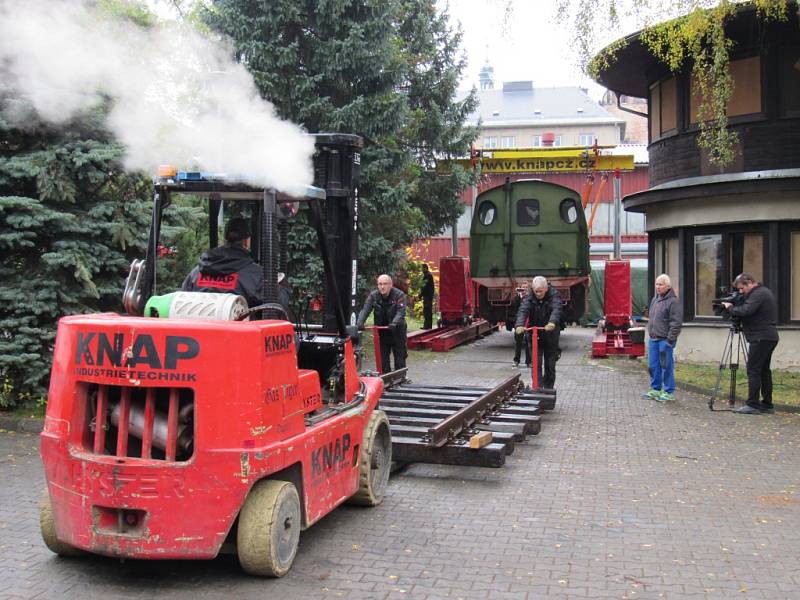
[123,170,359,405]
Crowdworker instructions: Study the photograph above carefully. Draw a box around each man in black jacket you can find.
[515,276,562,388]
[722,273,779,414]
[182,217,263,307]
[357,274,407,372]
[420,263,435,330]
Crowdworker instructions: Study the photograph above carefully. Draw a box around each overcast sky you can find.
[445,0,610,99]
[145,0,645,101]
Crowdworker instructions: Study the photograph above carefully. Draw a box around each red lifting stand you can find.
[591,260,645,358]
[406,256,496,352]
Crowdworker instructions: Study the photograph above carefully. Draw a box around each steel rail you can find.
[425,375,522,447]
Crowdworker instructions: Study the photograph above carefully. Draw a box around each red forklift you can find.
[39,135,392,577]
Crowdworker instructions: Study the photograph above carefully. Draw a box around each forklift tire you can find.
[40,489,84,557]
[349,410,391,506]
[237,480,301,577]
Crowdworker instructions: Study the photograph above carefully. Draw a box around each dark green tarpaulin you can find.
[587,267,649,323]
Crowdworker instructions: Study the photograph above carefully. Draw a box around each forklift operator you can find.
[182,217,264,307]
[357,274,408,371]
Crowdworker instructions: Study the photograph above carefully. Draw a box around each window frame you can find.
[516,198,541,227]
[684,224,770,321]
[777,222,800,323]
[559,198,579,224]
[651,233,681,298]
[687,53,767,131]
[477,201,497,226]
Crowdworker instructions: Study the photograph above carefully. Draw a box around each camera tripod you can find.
[708,322,749,411]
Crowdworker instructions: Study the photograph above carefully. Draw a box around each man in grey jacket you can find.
[644,274,683,401]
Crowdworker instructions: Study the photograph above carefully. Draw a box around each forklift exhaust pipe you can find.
[110,402,193,455]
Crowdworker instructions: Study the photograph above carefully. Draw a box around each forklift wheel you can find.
[349,410,392,506]
[40,489,85,557]
[237,480,301,577]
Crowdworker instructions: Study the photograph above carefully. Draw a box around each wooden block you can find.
[469,431,493,449]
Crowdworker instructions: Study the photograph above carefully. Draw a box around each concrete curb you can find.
[0,414,44,434]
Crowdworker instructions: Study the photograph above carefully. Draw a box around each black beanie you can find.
[225,217,251,243]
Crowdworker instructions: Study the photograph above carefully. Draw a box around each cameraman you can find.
[722,273,779,415]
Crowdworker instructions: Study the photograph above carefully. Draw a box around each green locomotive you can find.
[470,178,590,327]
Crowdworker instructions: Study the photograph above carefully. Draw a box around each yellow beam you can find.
[447,153,634,173]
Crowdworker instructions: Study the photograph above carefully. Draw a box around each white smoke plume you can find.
[0,0,314,193]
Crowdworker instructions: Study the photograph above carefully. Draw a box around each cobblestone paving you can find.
[1,327,799,599]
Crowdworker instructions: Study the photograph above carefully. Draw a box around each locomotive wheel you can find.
[349,410,391,506]
[237,480,301,577]
[40,488,84,557]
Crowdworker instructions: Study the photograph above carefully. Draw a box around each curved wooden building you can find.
[594,3,800,368]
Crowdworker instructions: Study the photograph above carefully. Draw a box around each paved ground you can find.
[2,327,799,599]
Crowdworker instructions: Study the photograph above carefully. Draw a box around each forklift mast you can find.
[311,134,363,332]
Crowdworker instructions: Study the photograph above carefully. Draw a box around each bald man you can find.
[514,276,562,388]
[357,274,408,372]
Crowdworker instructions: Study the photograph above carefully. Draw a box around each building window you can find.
[516,199,540,226]
[778,45,800,118]
[649,81,661,142]
[483,137,497,149]
[660,77,677,132]
[793,232,800,319]
[729,232,763,283]
[578,133,594,147]
[500,136,515,148]
[691,56,762,122]
[532,135,561,147]
[694,234,723,317]
[654,236,680,296]
[648,77,677,139]
[693,230,765,318]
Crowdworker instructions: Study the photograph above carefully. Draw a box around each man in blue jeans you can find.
[644,274,683,401]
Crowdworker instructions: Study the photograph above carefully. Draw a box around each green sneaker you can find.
[657,392,675,402]
[642,389,661,399]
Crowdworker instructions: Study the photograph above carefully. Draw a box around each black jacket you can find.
[357,288,407,328]
[182,244,263,307]
[729,285,779,342]
[515,286,562,328]
[421,272,434,300]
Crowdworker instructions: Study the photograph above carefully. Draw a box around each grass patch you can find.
[666,362,800,407]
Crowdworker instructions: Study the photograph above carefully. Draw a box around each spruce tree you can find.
[202,0,477,298]
[0,101,151,407]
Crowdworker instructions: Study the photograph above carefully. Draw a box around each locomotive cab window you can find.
[478,201,496,226]
[559,198,579,224]
[517,199,540,226]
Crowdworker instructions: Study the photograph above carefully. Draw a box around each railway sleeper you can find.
[385,414,532,441]
[390,436,507,468]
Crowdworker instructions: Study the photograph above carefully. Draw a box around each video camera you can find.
[711,290,744,319]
